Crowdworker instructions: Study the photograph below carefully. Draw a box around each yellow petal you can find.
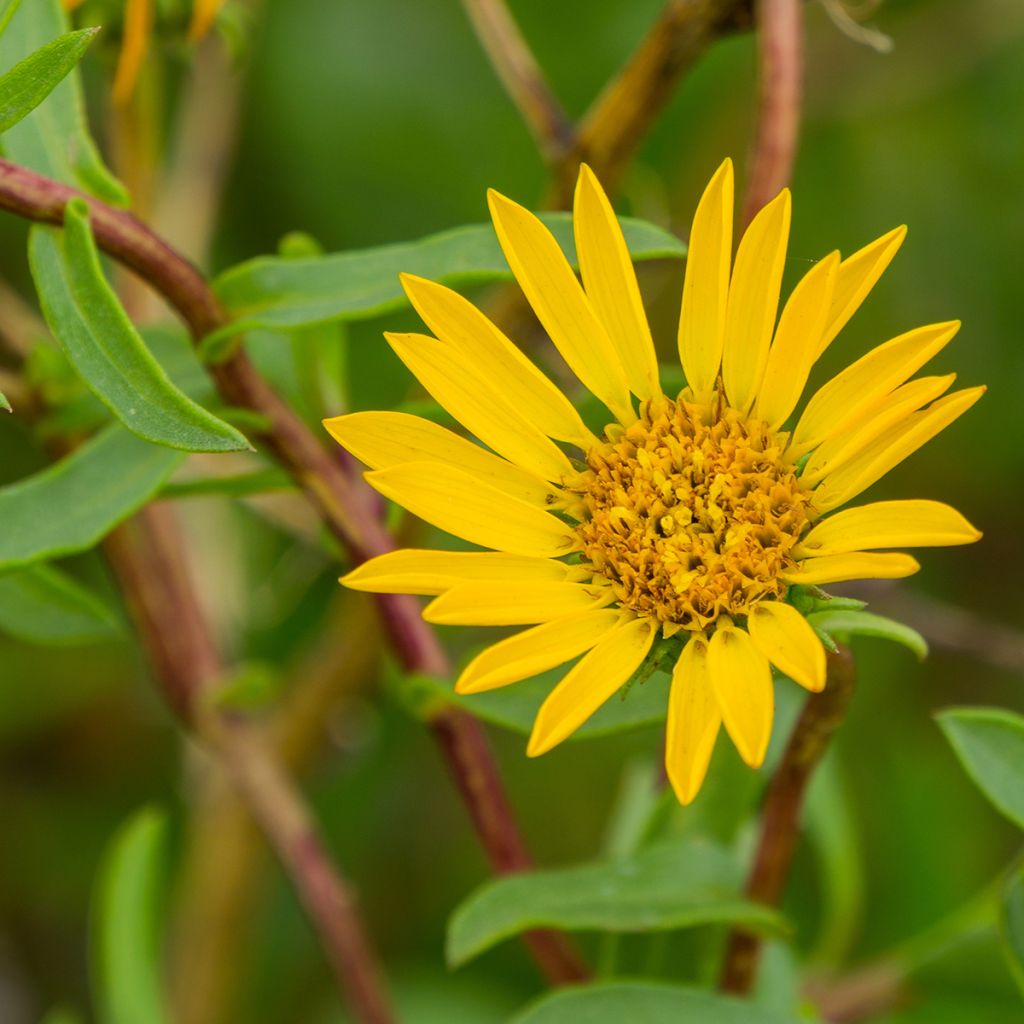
[783,552,920,585]
[455,609,621,694]
[423,581,611,626]
[797,500,981,558]
[341,549,574,596]
[708,625,774,768]
[527,615,656,755]
[386,332,571,481]
[677,159,734,398]
[721,188,791,413]
[399,274,594,448]
[574,164,660,400]
[112,0,152,105]
[791,321,960,454]
[812,386,984,512]
[324,411,560,508]
[747,603,826,693]
[488,189,634,423]
[665,635,721,805]
[799,374,955,488]
[365,462,578,558]
[755,251,840,430]
[816,226,907,360]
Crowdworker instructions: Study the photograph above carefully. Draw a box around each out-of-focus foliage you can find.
[0,1,1022,1023]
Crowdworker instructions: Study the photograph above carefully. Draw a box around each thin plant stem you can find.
[0,155,587,986]
[546,0,755,207]
[741,0,804,227]
[460,0,573,163]
[719,646,857,995]
[104,503,394,1024]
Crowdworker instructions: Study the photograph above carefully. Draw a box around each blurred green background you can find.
[1,0,1022,1021]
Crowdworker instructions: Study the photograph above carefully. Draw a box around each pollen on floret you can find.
[566,390,812,633]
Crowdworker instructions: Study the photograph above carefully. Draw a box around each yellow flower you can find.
[325,160,983,804]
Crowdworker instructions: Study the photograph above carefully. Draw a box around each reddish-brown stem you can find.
[104,504,394,1024]
[720,647,856,995]
[741,0,803,227]
[0,156,586,985]
[432,712,590,982]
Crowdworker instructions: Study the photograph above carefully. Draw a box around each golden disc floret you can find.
[570,391,812,633]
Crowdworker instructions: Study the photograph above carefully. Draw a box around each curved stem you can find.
[720,646,857,995]
[0,156,586,985]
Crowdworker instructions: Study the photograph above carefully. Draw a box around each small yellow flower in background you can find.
[325,160,983,804]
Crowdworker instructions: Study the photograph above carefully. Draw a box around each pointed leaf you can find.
[937,707,1024,829]
[1001,867,1024,997]
[0,387,9,411]
[92,807,169,1024]
[29,202,251,452]
[212,214,685,337]
[0,425,184,570]
[807,608,927,660]
[0,28,97,135]
[447,840,786,966]
[513,983,801,1024]
[0,0,125,202]
[0,563,121,644]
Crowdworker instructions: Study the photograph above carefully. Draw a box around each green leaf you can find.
[0,425,184,570]
[403,663,669,740]
[91,807,169,1024]
[161,468,294,500]
[446,840,786,967]
[512,982,801,1024]
[0,387,9,411]
[0,28,97,135]
[0,563,120,644]
[937,707,1024,829]
[807,608,928,660]
[0,0,126,202]
[211,214,685,337]
[29,202,251,453]
[0,0,23,39]
[1001,866,1024,996]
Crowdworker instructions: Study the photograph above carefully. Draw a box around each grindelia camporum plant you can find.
[327,159,983,804]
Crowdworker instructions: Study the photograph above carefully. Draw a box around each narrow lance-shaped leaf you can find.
[211,214,686,338]
[0,425,184,570]
[91,807,169,1024]
[0,28,97,135]
[0,0,126,202]
[0,387,9,412]
[0,563,121,645]
[937,707,1024,829]
[513,983,802,1024]
[446,839,786,967]
[30,200,251,453]
[807,608,927,660]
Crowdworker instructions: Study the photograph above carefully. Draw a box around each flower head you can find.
[326,160,982,804]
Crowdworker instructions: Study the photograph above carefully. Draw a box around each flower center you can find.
[568,392,811,633]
